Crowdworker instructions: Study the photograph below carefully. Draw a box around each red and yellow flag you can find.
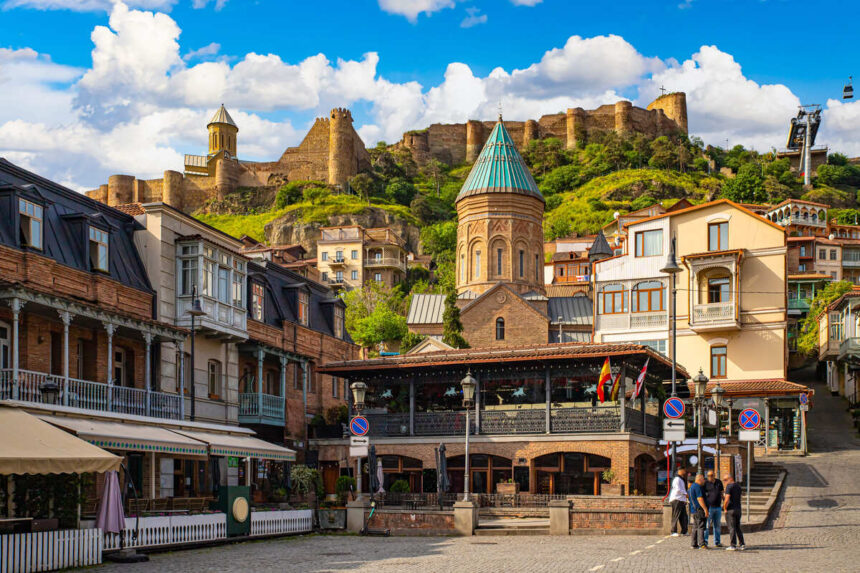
[597,357,611,403]
[609,370,622,401]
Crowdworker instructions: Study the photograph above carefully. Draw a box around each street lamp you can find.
[185,285,206,421]
[39,379,60,406]
[460,371,476,502]
[712,381,725,478]
[350,381,368,498]
[693,368,709,475]
[660,237,683,474]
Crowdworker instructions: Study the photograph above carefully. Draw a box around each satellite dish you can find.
[844,76,854,100]
[829,234,835,240]
[613,211,620,220]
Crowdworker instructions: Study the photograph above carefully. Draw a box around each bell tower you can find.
[207,104,238,158]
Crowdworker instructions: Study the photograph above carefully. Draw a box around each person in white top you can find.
[668,468,689,536]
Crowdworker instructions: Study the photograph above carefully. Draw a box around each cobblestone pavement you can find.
[97,377,859,573]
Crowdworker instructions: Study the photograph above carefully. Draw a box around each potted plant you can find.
[496,478,520,495]
[600,469,625,496]
[335,476,357,506]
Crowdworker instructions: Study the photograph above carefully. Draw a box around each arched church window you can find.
[495,318,505,341]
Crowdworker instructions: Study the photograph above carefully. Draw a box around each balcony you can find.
[327,277,346,288]
[364,257,406,270]
[596,312,667,332]
[838,337,860,361]
[843,251,860,268]
[788,297,811,315]
[328,257,348,268]
[176,296,247,340]
[690,302,740,332]
[0,369,181,419]
[238,392,285,426]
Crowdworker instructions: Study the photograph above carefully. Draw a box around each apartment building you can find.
[316,225,407,290]
[818,288,860,407]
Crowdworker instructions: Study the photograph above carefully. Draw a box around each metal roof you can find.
[588,231,614,261]
[407,293,446,325]
[548,296,594,326]
[456,120,543,203]
[208,104,237,128]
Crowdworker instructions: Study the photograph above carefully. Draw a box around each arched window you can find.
[460,253,465,282]
[599,284,627,315]
[632,281,665,313]
[495,317,505,340]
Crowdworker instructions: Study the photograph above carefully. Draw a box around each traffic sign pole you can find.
[746,441,751,518]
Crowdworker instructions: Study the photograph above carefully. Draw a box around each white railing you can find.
[1,529,103,573]
[630,312,668,329]
[103,513,226,551]
[692,302,735,323]
[250,509,313,537]
[0,369,181,420]
[364,257,405,269]
[238,392,285,420]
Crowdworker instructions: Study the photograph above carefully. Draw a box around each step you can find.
[475,527,550,536]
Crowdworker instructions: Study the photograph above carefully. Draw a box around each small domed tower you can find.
[208,104,238,158]
[455,116,546,297]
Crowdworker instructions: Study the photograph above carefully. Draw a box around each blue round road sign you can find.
[739,408,761,430]
[350,416,369,436]
[663,397,685,419]
[799,393,809,405]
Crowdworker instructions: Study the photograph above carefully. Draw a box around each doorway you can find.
[0,322,9,369]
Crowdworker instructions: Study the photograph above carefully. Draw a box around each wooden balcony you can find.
[838,337,860,362]
[0,369,182,420]
[364,257,406,270]
[690,302,740,332]
[238,392,285,426]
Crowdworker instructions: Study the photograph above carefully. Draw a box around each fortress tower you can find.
[455,117,546,297]
[328,108,355,189]
[647,92,688,134]
[208,104,238,158]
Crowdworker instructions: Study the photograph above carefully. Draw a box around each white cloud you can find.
[377,0,455,22]
[640,45,800,151]
[191,0,227,9]
[821,99,860,156]
[460,6,486,28]
[2,0,176,11]
[0,48,82,124]
[183,42,220,61]
[510,0,542,5]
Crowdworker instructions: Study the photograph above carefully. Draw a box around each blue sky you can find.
[0,0,857,189]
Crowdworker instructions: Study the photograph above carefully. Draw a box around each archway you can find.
[632,453,658,496]
[533,452,611,495]
[446,454,513,494]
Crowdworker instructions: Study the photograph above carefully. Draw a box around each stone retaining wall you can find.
[364,509,456,536]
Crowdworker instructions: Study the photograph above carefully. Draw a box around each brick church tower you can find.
[455,117,546,297]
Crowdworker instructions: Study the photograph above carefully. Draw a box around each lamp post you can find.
[39,379,60,406]
[693,368,709,475]
[185,286,206,421]
[460,371,476,502]
[350,381,367,498]
[660,237,683,473]
[712,381,725,478]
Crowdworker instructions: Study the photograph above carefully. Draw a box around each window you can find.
[460,254,465,282]
[798,263,806,272]
[179,258,197,295]
[332,376,339,398]
[251,283,265,321]
[599,284,627,314]
[831,249,838,261]
[831,271,838,279]
[335,270,343,282]
[351,250,358,259]
[18,198,43,249]
[708,222,728,252]
[632,281,665,313]
[334,306,344,339]
[335,250,343,262]
[474,251,481,279]
[519,250,524,278]
[799,246,806,257]
[266,370,278,395]
[373,272,382,282]
[207,360,221,397]
[321,252,328,261]
[232,265,244,307]
[496,248,503,276]
[351,270,358,280]
[203,260,215,297]
[819,249,827,260]
[217,266,230,303]
[535,254,540,281]
[634,229,662,257]
[88,226,109,272]
[707,277,730,303]
[557,266,564,277]
[710,346,727,378]
[322,272,329,282]
[298,291,309,326]
[495,317,505,340]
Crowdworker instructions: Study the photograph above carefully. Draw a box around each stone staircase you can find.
[739,461,785,529]
[475,517,550,536]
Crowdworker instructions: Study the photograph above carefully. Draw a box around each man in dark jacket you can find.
[703,470,724,547]
[688,474,708,549]
[722,474,746,550]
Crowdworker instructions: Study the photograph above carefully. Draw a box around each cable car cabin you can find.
[844,77,854,100]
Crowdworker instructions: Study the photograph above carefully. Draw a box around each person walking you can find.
[668,468,688,536]
[722,474,746,551]
[703,470,724,547]
[688,473,708,549]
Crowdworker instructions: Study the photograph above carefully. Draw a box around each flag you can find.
[597,357,611,403]
[632,358,650,401]
[609,371,622,401]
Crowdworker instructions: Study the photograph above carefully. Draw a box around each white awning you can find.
[172,429,296,461]
[39,415,208,458]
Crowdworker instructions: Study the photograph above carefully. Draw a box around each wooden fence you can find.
[250,509,313,536]
[0,529,102,573]
[103,513,227,550]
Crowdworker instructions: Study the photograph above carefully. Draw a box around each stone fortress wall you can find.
[86,108,371,212]
[398,93,687,165]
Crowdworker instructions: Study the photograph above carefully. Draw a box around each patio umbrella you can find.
[368,445,380,496]
[96,470,126,535]
[376,463,385,494]
[437,443,450,509]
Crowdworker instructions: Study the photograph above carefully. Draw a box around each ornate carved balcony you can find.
[690,301,740,332]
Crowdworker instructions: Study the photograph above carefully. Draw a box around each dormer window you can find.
[88,226,109,272]
[19,198,43,249]
[334,306,344,339]
[251,283,265,321]
[298,291,309,326]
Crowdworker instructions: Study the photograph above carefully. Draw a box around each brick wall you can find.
[461,288,549,347]
[363,508,455,536]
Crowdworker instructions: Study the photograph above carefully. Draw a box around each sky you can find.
[0,0,858,191]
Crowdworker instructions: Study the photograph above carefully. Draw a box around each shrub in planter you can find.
[390,479,410,494]
[335,476,356,505]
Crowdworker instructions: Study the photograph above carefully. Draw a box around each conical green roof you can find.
[457,119,543,203]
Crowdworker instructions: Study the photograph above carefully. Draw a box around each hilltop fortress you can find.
[87,93,686,212]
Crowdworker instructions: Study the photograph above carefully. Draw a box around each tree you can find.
[400,331,426,353]
[442,290,469,348]
[275,180,314,208]
[385,178,417,205]
[349,173,380,202]
[302,186,331,204]
[721,163,767,204]
[648,136,678,170]
[630,194,658,211]
[796,281,853,356]
[420,221,457,258]
[540,164,581,195]
[342,283,407,350]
